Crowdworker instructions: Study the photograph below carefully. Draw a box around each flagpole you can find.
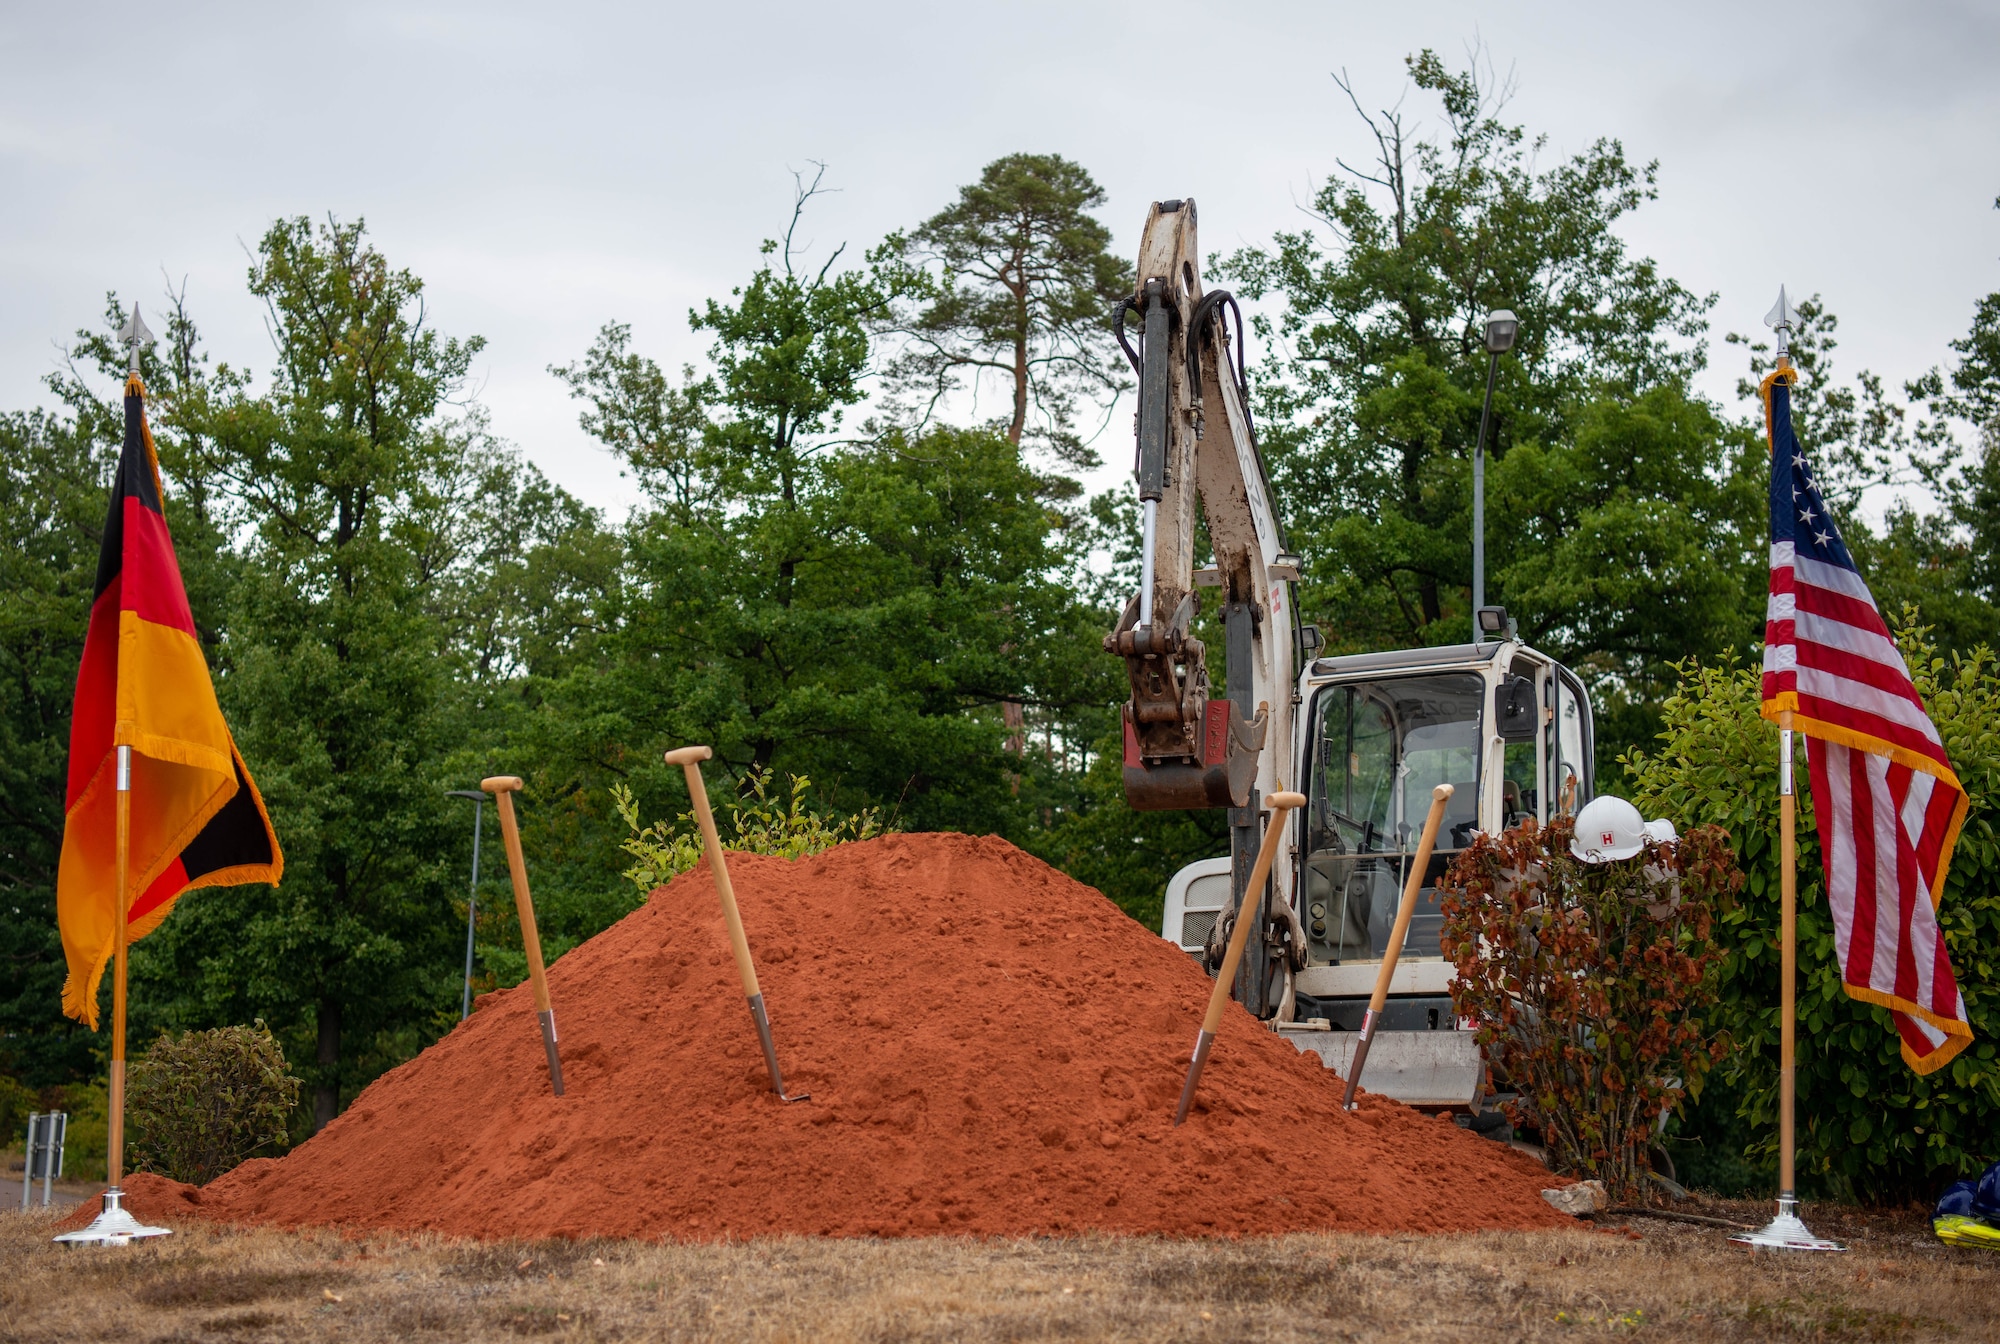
[107,745,131,1189]
[1778,710,1798,1204]
[1731,289,1842,1253]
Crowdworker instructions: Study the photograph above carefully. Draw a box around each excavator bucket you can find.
[1123,699,1259,810]
[1276,1027,1486,1110]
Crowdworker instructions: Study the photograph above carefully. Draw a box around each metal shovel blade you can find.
[538,1009,565,1097]
[1172,1029,1216,1126]
[747,994,809,1102]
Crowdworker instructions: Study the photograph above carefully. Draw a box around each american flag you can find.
[1760,368,1972,1074]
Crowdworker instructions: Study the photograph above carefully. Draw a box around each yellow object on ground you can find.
[1934,1214,2000,1248]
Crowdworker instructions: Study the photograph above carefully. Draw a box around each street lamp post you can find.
[446,789,488,1021]
[1473,309,1519,643]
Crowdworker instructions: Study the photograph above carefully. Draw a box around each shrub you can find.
[1438,817,1735,1199]
[53,1082,108,1181]
[611,765,885,894]
[1625,627,2000,1200]
[127,1021,301,1185]
[0,1074,35,1146]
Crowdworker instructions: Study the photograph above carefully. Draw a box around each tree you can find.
[0,287,240,1088]
[870,153,1130,466]
[550,324,710,523]
[1731,292,2000,657]
[534,181,1123,913]
[1485,385,1766,769]
[1214,49,1755,779]
[1895,254,2000,651]
[1219,50,1713,653]
[0,407,113,1087]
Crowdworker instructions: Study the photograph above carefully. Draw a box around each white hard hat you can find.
[1642,818,1677,845]
[1571,795,1646,863]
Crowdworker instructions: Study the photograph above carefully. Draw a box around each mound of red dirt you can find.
[80,834,1568,1240]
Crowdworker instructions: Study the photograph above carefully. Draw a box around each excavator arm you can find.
[1104,199,1304,1016]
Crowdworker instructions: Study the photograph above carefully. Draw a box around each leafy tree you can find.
[870,152,1130,465]
[134,217,479,1130]
[535,181,1122,922]
[1893,256,2000,651]
[1726,295,1919,511]
[0,287,240,1088]
[1217,51,1717,664]
[1729,292,2000,657]
[0,407,113,1087]
[551,323,711,522]
[1486,385,1766,772]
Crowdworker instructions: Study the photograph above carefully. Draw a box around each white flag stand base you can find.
[1729,1197,1845,1252]
[52,1188,171,1246]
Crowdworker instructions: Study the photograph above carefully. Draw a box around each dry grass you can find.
[3,1199,1995,1342]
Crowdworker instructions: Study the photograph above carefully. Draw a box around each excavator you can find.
[1105,199,1596,1111]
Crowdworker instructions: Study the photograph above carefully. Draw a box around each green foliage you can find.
[44,218,617,1134]
[1220,50,1714,656]
[128,1022,301,1185]
[1439,818,1734,1197]
[540,179,1121,885]
[1626,629,2000,1200]
[0,1074,36,1145]
[610,768,884,894]
[7,111,2000,1150]
[0,408,113,1086]
[51,1081,108,1182]
[128,217,480,1132]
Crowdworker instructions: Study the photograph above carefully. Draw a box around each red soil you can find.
[66,833,1569,1241]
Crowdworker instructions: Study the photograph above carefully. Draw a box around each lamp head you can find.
[1476,605,1516,639]
[1483,309,1519,354]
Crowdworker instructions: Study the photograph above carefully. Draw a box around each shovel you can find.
[483,775,564,1096]
[1174,790,1305,1125]
[666,746,809,1102]
[1341,782,1454,1110]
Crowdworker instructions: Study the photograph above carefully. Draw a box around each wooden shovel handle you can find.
[670,747,761,1000]
[1201,791,1306,1035]
[1364,783,1454,1016]
[484,780,552,1014]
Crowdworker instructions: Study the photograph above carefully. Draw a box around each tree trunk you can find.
[1008,339,1028,444]
[1008,269,1029,443]
[313,996,341,1133]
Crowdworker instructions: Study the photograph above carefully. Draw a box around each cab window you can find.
[1554,668,1593,814]
[1500,657,1543,829]
[1302,674,1483,964]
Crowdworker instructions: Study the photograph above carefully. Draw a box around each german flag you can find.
[58,375,281,1028]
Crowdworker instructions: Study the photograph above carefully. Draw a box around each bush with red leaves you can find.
[1439,817,1738,1199]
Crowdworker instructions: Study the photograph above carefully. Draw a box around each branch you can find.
[782,161,834,278]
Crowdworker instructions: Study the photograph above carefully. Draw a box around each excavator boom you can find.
[1105,199,1301,1016]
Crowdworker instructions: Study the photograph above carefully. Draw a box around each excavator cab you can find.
[1160,626,1595,1108]
[1288,635,1593,999]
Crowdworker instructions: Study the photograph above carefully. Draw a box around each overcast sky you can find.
[4,1,1996,518]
